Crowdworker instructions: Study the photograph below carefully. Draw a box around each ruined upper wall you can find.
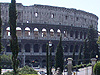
[1,3,98,30]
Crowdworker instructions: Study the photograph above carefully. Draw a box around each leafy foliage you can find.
[87,25,99,58]
[2,66,38,75]
[55,36,64,73]
[78,45,82,65]
[83,39,89,64]
[9,0,19,74]
[93,61,100,75]
[72,43,76,66]
[1,54,12,68]
[83,25,99,64]
[97,36,100,44]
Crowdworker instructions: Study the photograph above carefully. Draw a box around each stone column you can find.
[67,58,73,75]
[91,58,97,75]
[39,44,42,54]
[22,28,25,38]
[30,29,33,38]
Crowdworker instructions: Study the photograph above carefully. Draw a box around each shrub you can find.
[93,61,100,75]
[2,66,38,75]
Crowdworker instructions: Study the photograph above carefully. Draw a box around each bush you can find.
[2,66,38,75]
[93,61,100,75]
[1,54,12,69]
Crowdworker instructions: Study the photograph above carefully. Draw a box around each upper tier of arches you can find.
[2,24,87,41]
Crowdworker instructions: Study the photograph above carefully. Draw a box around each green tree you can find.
[0,3,2,74]
[97,36,100,58]
[83,39,89,64]
[9,0,19,74]
[97,36,100,44]
[87,25,99,58]
[1,54,12,68]
[78,45,82,65]
[55,36,64,73]
[72,43,76,66]
[93,61,100,75]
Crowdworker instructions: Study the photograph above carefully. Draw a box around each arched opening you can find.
[34,44,39,52]
[16,27,22,37]
[51,13,54,18]
[64,31,67,38]
[80,31,83,39]
[57,29,61,37]
[80,45,83,52]
[6,44,11,52]
[50,29,54,37]
[6,27,10,36]
[25,27,30,37]
[35,12,38,17]
[70,30,73,37]
[34,28,39,37]
[42,28,47,37]
[25,44,30,52]
[84,32,86,39]
[75,31,79,39]
[25,60,30,65]
[64,45,69,52]
[75,45,79,52]
[70,45,73,52]
[42,59,46,67]
[19,44,21,52]
[42,44,46,52]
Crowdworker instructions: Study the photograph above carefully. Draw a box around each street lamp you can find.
[96,55,98,62]
[49,41,52,47]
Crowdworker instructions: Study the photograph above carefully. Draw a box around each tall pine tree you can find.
[55,36,64,73]
[72,43,76,66]
[9,0,19,74]
[0,3,2,74]
[87,25,99,58]
[83,39,89,64]
[78,45,82,65]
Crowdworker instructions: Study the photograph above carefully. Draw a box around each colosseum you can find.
[1,3,98,67]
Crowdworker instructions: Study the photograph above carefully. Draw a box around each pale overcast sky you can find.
[1,0,100,31]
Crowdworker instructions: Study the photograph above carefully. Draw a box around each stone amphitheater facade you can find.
[1,3,98,67]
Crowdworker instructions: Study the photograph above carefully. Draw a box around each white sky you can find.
[1,0,100,31]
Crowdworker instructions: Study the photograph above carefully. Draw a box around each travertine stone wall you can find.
[1,3,98,30]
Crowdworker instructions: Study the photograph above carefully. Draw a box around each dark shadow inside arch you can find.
[34,44,39,52]
[75,31,78,39]
[64,45,69,52]
[75,45,79,52]
[6,44,11,52]
[70,30,73,37]
[25,44,30,52]
[70,45,73,52]
[42,44,46,52]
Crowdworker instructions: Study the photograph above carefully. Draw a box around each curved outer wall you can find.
[1,3,98,67]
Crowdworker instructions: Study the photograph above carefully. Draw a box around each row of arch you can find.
[6,43,83,53]
[5,27,87,39]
